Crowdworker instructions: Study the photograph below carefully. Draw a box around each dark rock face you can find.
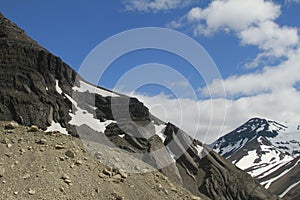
[0,13,278,200]
[0,39,74,131]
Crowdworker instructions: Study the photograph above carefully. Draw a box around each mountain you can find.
[0,13,278,199]
[212,117,300,199]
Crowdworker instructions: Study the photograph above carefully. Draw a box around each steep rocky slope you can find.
[0,13,278,199]
[0,121,203,200]
[212,117,300,199]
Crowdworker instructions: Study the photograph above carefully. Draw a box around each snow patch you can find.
[196,145,204,155]
[55,80,63,94]
[46,121,68,135]
[235,137,295,182]
[256,126,264,132]
[65,94,116,133]
[155,124,167,142]
[235,150,257,169]
[73,80,119,97]
[268,121,300,156]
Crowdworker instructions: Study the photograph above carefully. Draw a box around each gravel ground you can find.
[0,121,203,200]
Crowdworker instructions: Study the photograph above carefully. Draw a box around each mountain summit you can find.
[212,117,300,199]
[0,13,278,199]
[0,13,43,49]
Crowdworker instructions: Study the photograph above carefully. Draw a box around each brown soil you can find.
[0,121,203,200]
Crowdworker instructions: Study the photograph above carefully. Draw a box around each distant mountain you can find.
[212,117,300,199]
[0,13,278,199]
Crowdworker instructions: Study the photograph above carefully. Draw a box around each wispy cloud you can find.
[122,0,195,13]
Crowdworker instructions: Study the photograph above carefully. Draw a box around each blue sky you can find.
[1,0,300,143]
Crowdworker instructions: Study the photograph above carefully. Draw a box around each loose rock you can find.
[98,172,106,178]
[64,179,72,184]
[55,144,65,149]
[36,139,47,145]
[28,125,39,132]
[28,188,36,195]
[75,160,83,166]
[4,122,19,130]
[191,195,202,200]
[1,138,9,144]
[112,174,122,183]
[59,187,65,192]
[61,174,70,180]
[65,150,75,158]
[118,169,128,179]
[0,167,5,177]
[103,167,113,177]
[22,173,31,179]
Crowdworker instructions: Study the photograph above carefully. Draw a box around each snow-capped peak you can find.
[212,117,300,158]
[212,117,300,197]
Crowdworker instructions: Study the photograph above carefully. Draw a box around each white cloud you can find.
[169,0,280,35]
[201,48,300,97]
[121,0,300,144]
[132,88,300,144]
[127,48,300,144]
[187,7,203,21]
[123,0,194,13]
[132,93,226,144]
[239,20,299,57]
[168,0,300,63]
